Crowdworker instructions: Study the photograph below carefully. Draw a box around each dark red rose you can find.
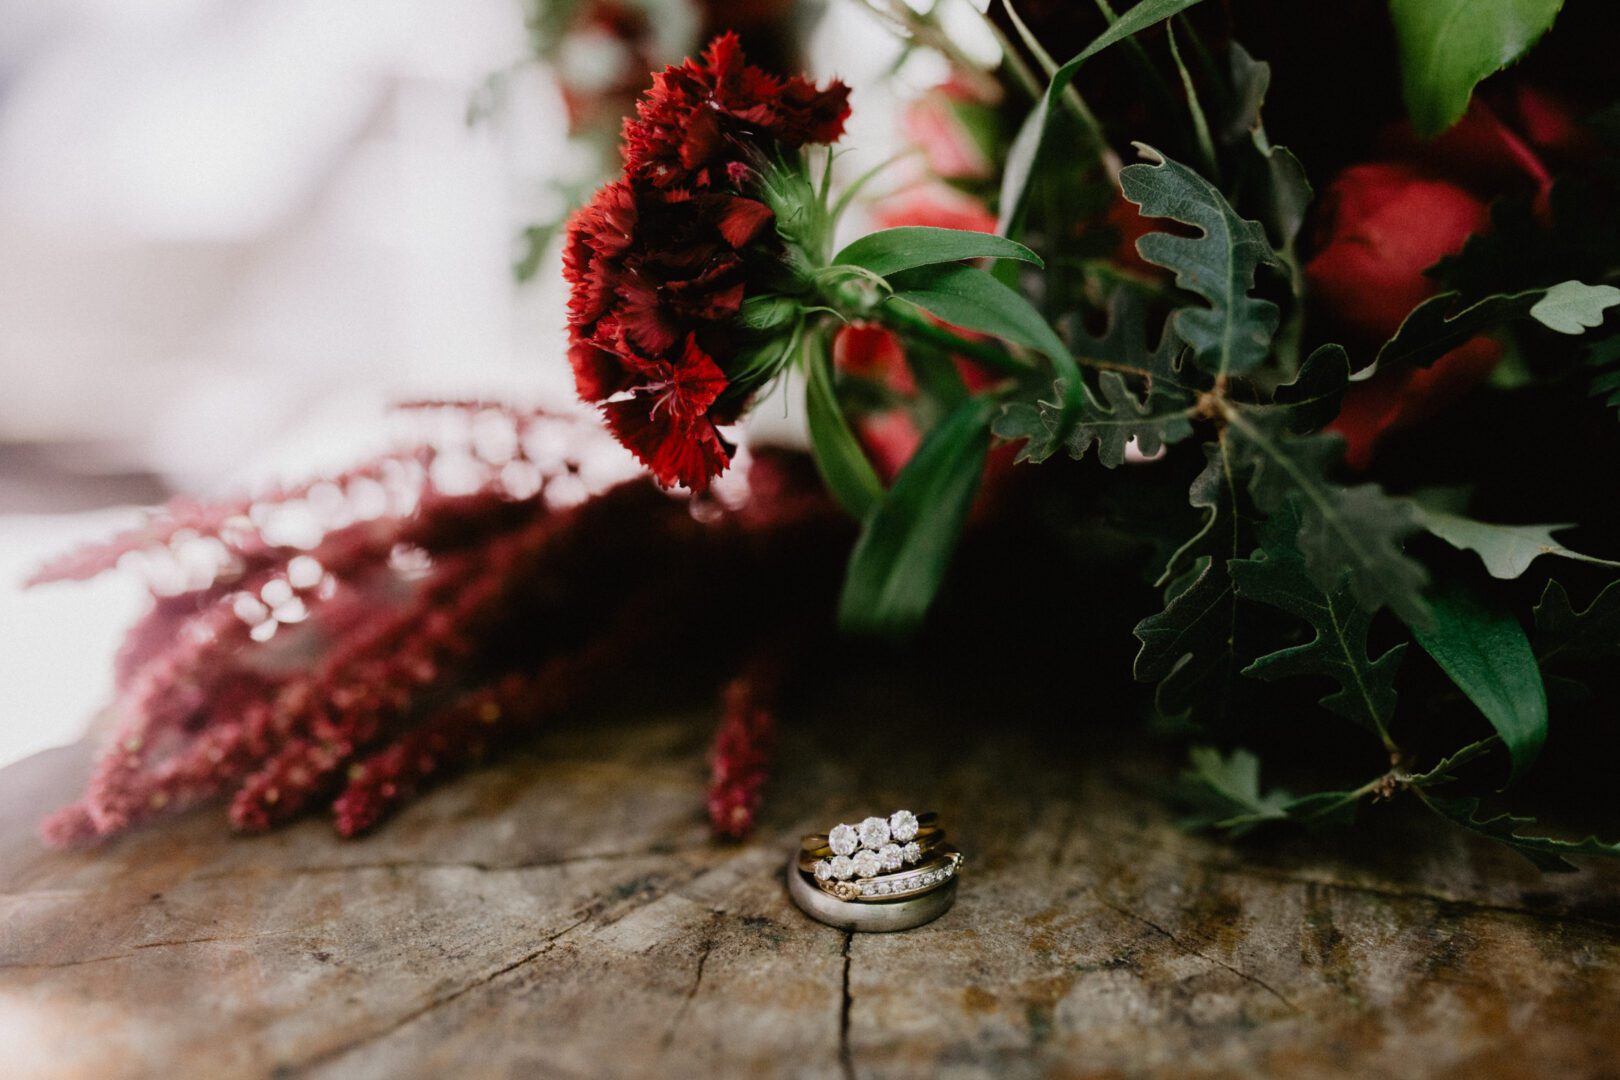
[1330,336,1503,471]
[1305,162,1499,468]
[1306,162,1490,341]
[564,34,850,491]
[1376,84,1588,200]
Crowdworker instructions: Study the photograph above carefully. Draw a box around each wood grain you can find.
[4,685,1620,1080]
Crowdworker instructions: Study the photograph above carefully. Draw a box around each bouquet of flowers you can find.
[37,1,1620,872]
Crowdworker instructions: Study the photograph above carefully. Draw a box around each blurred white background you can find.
[0,0,980,768]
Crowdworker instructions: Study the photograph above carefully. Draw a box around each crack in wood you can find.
[272,859,718,1075]
[1097,896,1300,1014]
[1208,864,1620,935]
[182,844,714,884]
[838,930,855,1080]
[659,912,720,1052]
[274,913,593,1077]
[0,929,298,971]
[1080,820,1620,934]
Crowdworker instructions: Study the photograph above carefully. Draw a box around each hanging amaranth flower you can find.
[564,33,851,491]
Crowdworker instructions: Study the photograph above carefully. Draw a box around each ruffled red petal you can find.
[712,195,775,249]
[602,399,732,491]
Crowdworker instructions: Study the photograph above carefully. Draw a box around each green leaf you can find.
[1223,409,1430,625]
[833,227,1043,279]
[998,0,1211,234]
[1528,280,1620,334]
[1408,582,1547,785]
[1403,735,1502,787]
[1369,281,1617,377]
[1410,505,1620,579]
[990,400,1059,465]
[837,398,994,637]
[1221,44,1313,261]
[1133,442,1253,720]
[513,222,557,284]
[738,294,801,331]
[885,263,1087,432]
[804,340,884,522]
[1586,335,1620,417]
[1391,0,1565,138]
[1118,145,1281,377]
[1230,500,1407,740]
[991,291,1203,466]
[1534,579,1620,667]
[1273,344,1349,433]
[1371,290,1532,375]
[1418,792,1620,873]
[885,264,1070,365]
[1180,747,1362,834]
[1180,746,1292,834]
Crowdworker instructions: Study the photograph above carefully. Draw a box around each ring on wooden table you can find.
[785,852,959,932]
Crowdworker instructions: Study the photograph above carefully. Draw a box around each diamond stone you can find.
[857,816,890,849]
[889,809,919,842]
[828,823,859,856]
[830,855,855,880]
[814,859,835,882]
[852,849,882,878]
[878,843,903,872]
[902,842,921,864]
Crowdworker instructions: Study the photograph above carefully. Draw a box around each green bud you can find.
[739,294,800,331]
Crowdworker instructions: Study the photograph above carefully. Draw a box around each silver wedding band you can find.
[785,853,958,932]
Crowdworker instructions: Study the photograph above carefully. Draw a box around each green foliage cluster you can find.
[806,0,1620,870]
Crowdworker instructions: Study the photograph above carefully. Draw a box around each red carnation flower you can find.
[563,33,851,491]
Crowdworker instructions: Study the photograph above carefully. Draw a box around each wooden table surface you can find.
[4,682,1620,1080]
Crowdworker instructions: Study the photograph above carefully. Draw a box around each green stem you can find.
[1400,735,1503,787]
[977,15,1045,103]
[998,0,1116,168]
[871,300,1034,378]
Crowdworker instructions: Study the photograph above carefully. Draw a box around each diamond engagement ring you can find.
[787,808,961,931]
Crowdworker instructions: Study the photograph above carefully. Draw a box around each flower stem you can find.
[869,299,1034,378]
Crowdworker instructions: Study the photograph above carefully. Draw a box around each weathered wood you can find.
[4,687,1620,1079]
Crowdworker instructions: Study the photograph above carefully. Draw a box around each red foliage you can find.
[706,652,789,840]
[35,408,847,846]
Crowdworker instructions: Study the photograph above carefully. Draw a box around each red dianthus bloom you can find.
[563,34,851,491]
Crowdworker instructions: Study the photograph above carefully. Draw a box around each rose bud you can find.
[1330,336,1503,470]
[1305,162,1490,342]
[1306,162,1504,468]
[1376,83,1588,198]
[902,78,997,181]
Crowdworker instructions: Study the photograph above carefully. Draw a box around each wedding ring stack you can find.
[786,809,961,932]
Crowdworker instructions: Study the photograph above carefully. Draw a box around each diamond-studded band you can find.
[785,853,958,933]
[816,847,963,903]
